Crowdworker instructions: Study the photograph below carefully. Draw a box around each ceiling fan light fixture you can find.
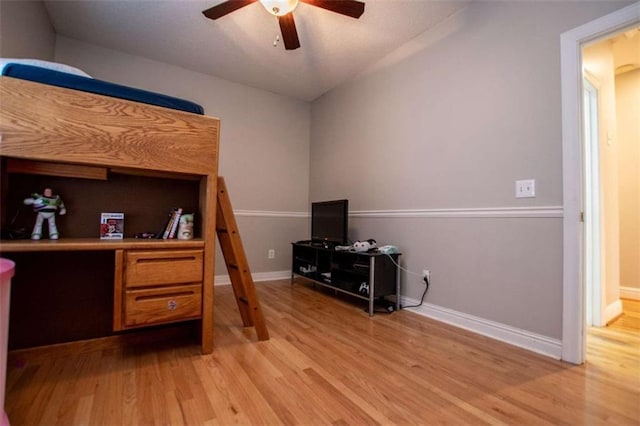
[259,0,299,16]
[203,0,364,50]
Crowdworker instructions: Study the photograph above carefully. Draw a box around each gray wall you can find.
[310,1,630,339]
[0,0,55,59]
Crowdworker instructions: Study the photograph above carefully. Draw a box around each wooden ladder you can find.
[216,177,270,341]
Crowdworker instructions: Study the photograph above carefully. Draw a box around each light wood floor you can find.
[5,280,640,425]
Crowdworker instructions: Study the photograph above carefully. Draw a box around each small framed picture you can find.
[100,212,124,239]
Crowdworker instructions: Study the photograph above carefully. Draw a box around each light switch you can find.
[516,179,536,198]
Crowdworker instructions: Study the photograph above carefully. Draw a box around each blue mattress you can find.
[2,63,204,115]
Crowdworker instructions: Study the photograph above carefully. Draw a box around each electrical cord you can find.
[382,253,430,309]
[401,275,429,309]
[1,206,29,240]
[383,253,421,278]
[9,206,22,227]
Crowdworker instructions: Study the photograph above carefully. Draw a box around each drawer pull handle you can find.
[136,256,197,264]
[135,290,194,301]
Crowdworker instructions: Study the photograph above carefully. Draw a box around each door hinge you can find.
[580,211,584,222]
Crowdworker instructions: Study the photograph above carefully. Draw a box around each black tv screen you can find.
[311,199,348,245]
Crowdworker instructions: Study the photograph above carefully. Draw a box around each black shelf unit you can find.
[291,242,400,315]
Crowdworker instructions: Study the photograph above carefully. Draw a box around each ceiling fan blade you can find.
[202,0,258,20]
[300,0,364,19]
[278,13,301,50]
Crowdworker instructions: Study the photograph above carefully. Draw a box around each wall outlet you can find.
[268,249,275,259]
[515,179,536,198]
[422,269,431,282]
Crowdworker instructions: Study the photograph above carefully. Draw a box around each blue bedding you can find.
[2,63,204,115]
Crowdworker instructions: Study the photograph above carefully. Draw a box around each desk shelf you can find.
[0,238,205,253]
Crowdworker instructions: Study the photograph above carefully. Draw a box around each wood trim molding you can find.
[620,286,640,301]
[113,249,124,331]
[349,206,563,218]
[403,297,563,360]
[233,206,563,219]
[603,299,624,325]
[234,210,308,218]
[6,158,108,180]
[214,270,290,285]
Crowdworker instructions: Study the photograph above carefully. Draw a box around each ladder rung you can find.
[217,176,270,341]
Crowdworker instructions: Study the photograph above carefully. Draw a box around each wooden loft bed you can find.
[0,75,220,354]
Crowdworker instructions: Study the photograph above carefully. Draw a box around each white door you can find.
[583,77,603,327]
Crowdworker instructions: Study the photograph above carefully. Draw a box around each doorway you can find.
[560,2,640,365]
[581,27,640,331]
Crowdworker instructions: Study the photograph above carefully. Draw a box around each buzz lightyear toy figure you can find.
[23,188,66,240]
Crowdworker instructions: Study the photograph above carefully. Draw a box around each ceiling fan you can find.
[202,0,365,50]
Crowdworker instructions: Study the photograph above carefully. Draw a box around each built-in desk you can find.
[1,235,212,353]
[1,238,207,336]
[0,76,220,353]
[0,161,217,353]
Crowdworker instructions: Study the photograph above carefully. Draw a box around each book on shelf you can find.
[157,208,174,239]
[168,208,182,239]
[159,207,182,240]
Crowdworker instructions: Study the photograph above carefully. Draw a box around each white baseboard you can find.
[604,299,624,325]
[215,273,563,359]
[402,297,562,360]
[214,270,290,286]
[620,286,640,301]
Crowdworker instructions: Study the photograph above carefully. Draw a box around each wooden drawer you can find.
[124,284,202,327]
[125,249,203,287]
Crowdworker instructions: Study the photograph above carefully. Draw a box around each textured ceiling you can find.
[43,0,469,101]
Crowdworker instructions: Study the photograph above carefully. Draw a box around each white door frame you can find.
[560,2,640,364]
